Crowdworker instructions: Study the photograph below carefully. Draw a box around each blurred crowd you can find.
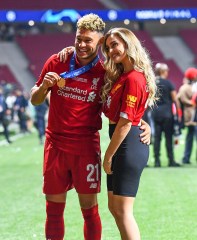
[0,23,73,42]
[0,23,43,42]
[0,81,49,145]
[143,65,197,166]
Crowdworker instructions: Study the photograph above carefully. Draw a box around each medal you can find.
[57,77,65,88]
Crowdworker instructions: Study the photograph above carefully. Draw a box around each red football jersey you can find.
[36,54,105,153]
[103,70,149,126]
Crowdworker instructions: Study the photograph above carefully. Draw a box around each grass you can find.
[0,117,196,240]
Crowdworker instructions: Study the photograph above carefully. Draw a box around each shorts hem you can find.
[112,192,137,197]
[76,189,101,194]
[43,186,74,195]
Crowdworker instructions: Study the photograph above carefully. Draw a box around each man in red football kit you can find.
[30,14,151,240]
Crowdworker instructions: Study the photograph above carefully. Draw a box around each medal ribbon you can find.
[60,52,99,79]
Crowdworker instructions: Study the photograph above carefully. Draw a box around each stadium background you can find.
[0,1,196,239]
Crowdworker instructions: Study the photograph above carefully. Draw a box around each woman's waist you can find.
[108,123,142,139]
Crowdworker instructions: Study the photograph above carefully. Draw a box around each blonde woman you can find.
[101,28,157,240]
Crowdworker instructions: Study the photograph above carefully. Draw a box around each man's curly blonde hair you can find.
[77,13,105,33]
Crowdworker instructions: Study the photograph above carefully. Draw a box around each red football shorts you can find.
[43,138,101,195]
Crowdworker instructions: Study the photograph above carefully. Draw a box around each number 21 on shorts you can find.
[86,164,100,182]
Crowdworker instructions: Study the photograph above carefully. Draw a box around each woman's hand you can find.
[103,154,113,175]
[140,120,151,145]
[57,46,75,63]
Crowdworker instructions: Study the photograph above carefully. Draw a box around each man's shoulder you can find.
[47,54,70,66]
[41,54,71,76]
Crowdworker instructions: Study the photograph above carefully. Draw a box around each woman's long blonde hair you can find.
[101,28,157,106]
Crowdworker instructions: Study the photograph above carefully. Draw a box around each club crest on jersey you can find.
[126,95,137,107]
[91,78,100,90]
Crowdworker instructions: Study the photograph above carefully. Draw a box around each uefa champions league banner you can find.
[0,8,197,23]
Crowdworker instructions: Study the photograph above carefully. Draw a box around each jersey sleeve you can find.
[35,54,57,87]
[120,76,142,122]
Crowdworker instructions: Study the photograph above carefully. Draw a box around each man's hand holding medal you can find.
[41,72,65,90]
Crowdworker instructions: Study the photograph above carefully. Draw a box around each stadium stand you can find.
[0,0,106,10]
[16,33,75,78]
[179,29,197,67]
[114,0,197,9]
[133,31,183,89]
[0,64,22,89]
[163,59,183,90]
[134,31,164,62]
[180,29,197,55]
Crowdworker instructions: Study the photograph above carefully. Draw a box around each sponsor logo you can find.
[57,86,97,103]
[87,91,96,102]
[57,90,86,101]
[126,95,137,107]
[90,183,97,189]
[61,86,87,95]
[57,86,88,102]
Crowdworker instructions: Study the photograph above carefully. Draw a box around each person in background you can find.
[191,91,197,156]
[191,91,197,127]
[14,89,29,133]
[5,91,16,120]
[34,100,48,144]
[101,27,157,240]
[152,63,181,167]
[31,14,151,240]
[0,86,12,144]
[177,67,197,164]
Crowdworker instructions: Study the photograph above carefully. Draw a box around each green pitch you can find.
[0,117,196,240]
